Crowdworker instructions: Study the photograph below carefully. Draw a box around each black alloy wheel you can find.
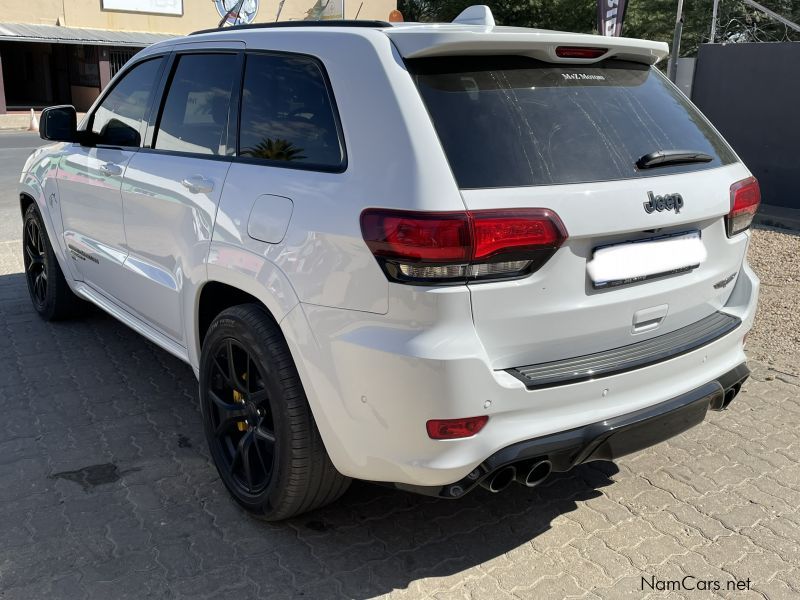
[205,338,276,496]
[23,215,48,309]
[199,304,350,520]
[21,202,84,321]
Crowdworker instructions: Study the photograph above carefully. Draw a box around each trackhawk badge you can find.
[644,191,684,214]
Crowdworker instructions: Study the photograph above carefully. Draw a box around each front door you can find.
[57,56,165,297]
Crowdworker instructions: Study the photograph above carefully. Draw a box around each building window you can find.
[110,47,140,78]
[69,45,100,88]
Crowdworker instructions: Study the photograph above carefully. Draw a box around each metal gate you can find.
[692,42,800,211]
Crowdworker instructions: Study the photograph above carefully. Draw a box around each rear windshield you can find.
[408,57,737,189]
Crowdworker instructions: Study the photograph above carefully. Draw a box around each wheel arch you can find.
[196,281,279,349]
[19,192,36,217]
[191,251,300,370]
[18,185,73,282]
[193,275,356,481]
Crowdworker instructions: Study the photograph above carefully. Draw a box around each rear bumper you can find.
[286,261,759,488]
[393,362,750,498]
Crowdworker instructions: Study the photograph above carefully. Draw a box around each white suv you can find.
[21,8,759,520]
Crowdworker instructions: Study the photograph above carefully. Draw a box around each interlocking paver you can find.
[1,232,799,600]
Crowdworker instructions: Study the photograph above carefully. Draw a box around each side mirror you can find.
[39,106,78,142]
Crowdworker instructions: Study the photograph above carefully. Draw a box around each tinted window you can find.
[238,53,344,168]
[155,54,238,155]
[91,58,162,147]
[410,57,737,189]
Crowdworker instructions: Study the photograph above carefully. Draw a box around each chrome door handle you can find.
[181,176,214,194]
[99,162,123,177]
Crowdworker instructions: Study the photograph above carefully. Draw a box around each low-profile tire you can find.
[199,303,350,521]
[22,202,84,321]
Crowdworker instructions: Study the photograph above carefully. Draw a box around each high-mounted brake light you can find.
[726,177,760,237]
[426,416,488,440]
[360,208,567,284]
[555,46,608,59]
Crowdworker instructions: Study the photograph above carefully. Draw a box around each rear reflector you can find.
[726,177,760,237]
[555,46,608,59]
[360,208,567,284]
[426,416,488,440]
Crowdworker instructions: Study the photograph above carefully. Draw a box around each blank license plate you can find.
[588,231,706,289]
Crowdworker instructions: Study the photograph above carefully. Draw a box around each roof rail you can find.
[452,5,495,27]
[190,20,390,36]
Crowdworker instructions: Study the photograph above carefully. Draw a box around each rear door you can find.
[409,56,751,369]
[119,51,240,344]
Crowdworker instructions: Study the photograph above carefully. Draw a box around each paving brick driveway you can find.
[0,235,798,600]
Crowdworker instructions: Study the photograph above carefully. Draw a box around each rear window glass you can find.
[409,57,737,189]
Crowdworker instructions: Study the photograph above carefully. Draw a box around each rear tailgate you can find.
[461,168,749,369]
[408,54,751,370]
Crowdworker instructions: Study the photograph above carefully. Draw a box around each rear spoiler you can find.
[384,28,669,66]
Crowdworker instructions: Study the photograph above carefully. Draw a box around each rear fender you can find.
[196,243,300,372]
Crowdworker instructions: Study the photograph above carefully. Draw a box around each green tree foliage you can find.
[397,0,800,57]
[242,139,307,161]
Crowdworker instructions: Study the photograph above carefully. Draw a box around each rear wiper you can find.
[636,150,714,169]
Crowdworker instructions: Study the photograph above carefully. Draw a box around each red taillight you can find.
[555,46,608,59]
[426,416,488,440]
[726,177,760,237]
[360,208,567,284]
[359,210,470,262]
[472,210,566,260]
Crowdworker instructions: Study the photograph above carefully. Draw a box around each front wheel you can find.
[199,304,350,520]
[22,203,84,321]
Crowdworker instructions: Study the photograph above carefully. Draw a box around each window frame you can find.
[145,49,245,160]
[84,54,168,150]
[232,49,348,174]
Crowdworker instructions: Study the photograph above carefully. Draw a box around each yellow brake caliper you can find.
[234,373,248,432]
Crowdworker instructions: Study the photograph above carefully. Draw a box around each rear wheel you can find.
[199,304,350,520]
[22,203,84,321]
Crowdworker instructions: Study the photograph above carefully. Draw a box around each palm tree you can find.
[242,139,307,161]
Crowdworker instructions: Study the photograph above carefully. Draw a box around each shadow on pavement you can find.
[0,271,619,599]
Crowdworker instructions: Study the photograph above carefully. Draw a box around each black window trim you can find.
[83,53,169,150]
[231,49,348,175]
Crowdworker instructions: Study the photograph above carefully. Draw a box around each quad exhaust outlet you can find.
[480,459,553,493]
[477,380,747,495]
[479,465,517,493]
[515,459,552,488]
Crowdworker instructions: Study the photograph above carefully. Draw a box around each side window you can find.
[91,58,163,147]
[239,53,344,169]
[154,53,238,156]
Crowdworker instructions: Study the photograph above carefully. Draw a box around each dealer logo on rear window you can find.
[561,73,606,81]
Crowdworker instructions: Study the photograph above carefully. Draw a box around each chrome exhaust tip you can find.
[479,465,516,493]
[721,383,741,409]
[515,459,552,488]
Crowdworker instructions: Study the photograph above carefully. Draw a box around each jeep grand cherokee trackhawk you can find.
[20,6,759,520]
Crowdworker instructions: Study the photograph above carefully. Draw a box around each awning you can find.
[0,22,179,47]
